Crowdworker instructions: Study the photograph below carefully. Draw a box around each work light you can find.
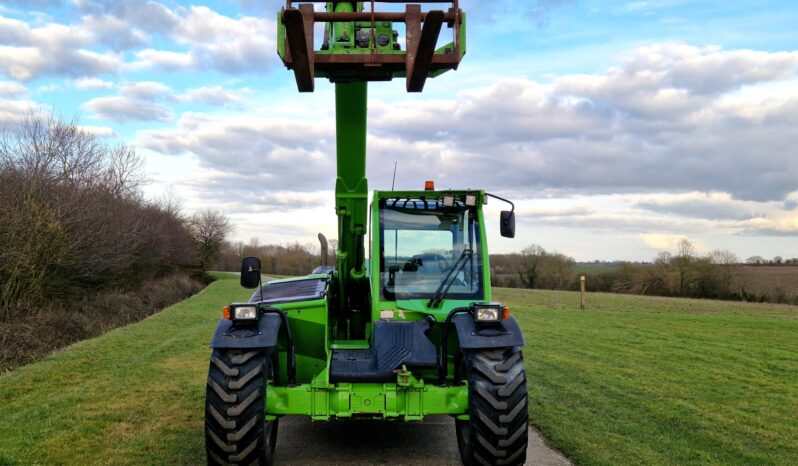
[443,195,455,207]
[465,194,477,206]
[232,304,259,321]
[472,303,502,323]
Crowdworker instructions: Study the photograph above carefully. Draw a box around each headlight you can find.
[473,303,502,323]
[233,304,258,320]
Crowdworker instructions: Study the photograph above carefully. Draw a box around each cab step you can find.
[330,320,437,383]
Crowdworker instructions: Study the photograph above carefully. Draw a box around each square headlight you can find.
[473,303,501,323]
[443,195,455,207]
[233,304,258,320]
[465,194,477,206]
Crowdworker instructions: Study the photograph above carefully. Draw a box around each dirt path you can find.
[273,415,573,466]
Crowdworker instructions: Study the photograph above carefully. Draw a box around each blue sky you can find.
[1,0,797,261]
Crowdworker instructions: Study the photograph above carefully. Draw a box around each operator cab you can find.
[379,197,484,305]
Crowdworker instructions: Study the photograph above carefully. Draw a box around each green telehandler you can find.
[205,2,528,465]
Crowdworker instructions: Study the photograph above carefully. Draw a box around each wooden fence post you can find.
[580,275,586,310]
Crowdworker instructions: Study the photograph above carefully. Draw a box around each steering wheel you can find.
[411,253,450,272]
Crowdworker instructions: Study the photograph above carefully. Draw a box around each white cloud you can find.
[78,13,149,51]
[0,15,123,81]
[0,80,26,97]
[78,125,115,137]
[128,49,195,71]
[0,98,40,124]
[738,209,798,236]
[363,43,798,203]
[74,77,113,90]
[82,96,172,123]
[35,83,61,93]
[639,233,692,251]
[175,86,248,106]
[136,112,335,207]
[0,2,276,81]
[118,81,171,100]
[635,192,766,220]
[81,80,175,122]
[133,42,798,249]
[72,0,179,34]
[127,5,277,74]
[2,0,61,8]
[81,81,251,122]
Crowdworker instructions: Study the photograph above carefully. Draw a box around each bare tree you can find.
[536,252,576,290]
[1,112,194,316]
[158,186,184,217]
[698,250,742,299]
[189,210,232,273]
[517,244,546,288]
[709,250,739,265]
[675,238,696,295]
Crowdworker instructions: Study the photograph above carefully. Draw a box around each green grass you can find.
[0,273,252,466]
[0,275,795,465]
[495,288,798,466]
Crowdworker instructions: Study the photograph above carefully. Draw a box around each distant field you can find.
[738,265,798,298]
[574,263,622,274]
[509,263,798,303]
[0,274,795,465]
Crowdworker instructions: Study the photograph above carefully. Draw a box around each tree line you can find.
[215,236,796,304]
[493,240,798,305]
[0,113,231,319]
[215,238,334,277]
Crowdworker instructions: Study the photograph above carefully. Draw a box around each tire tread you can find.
[457,346,528,466]
[205,348,276,465]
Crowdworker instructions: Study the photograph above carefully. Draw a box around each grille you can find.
[250,278,327,304]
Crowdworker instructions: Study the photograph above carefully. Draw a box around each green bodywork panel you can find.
[266,273,472,420]
[268,382,468,421]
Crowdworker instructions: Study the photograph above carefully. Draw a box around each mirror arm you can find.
[485,192,514,212]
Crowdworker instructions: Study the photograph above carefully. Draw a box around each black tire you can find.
[205,348,278,466]
[456,347,528,466]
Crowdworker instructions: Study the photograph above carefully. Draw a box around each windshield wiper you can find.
[428,247,472,309]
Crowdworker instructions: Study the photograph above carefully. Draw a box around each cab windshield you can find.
[379,200,483,301]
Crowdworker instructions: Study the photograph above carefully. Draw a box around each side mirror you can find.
[240,256,262,289]
[500,211,516,238]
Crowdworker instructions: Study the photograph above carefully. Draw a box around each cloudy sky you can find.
[1,0,797,261]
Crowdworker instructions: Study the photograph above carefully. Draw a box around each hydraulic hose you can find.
[438,307,471,386]
[262,306,297,386]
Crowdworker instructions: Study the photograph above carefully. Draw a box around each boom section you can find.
[277,1,467,339]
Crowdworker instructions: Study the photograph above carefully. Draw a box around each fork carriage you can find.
[278,0,466,90]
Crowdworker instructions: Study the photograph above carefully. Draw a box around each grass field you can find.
[0,273,796,465]
[0,274,247,465]
[497,287,798,466]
